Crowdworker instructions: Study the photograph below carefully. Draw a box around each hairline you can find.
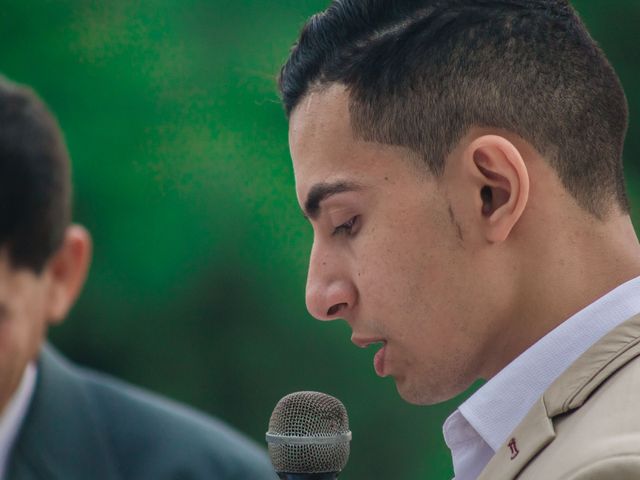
[292,80,623,222]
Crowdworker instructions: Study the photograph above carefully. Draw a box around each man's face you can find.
[0,251,52,411]
[290,85,504,404]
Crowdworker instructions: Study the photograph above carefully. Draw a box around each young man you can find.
[280,1,640,478]
[0,75,277,479]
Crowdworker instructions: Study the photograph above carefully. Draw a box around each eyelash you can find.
[332,216,359,236]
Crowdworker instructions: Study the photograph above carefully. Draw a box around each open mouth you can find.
[350,336,388,377]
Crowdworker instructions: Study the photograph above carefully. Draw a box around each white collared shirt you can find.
[0,363,36,479]
[443,275,640,480]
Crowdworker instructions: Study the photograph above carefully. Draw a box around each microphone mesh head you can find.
[267,391,350,474]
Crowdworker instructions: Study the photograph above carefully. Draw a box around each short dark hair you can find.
[279,0,629,217]
[0,75,71,273]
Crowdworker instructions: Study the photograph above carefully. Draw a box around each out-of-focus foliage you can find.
[1,1,637,478]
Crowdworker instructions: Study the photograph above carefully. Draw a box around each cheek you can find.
[352,231,437,334]
[0,315,41,409]
[0,295,49,370]
[357,226,479,335]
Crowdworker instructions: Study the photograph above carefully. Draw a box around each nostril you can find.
[327,303,347,317]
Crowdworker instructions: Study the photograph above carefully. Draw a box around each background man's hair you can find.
[279,0,630,217]
[0,75,71,272]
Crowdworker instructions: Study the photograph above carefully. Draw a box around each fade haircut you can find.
[0,75,71,273]
[279,0,630,217]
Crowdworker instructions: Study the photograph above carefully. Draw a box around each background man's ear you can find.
[45,224,92,325]
[468,135,530,243]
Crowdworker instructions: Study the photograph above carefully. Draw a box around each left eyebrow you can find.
[304,181,362,220]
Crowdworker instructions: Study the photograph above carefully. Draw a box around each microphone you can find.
[266,391,352,480]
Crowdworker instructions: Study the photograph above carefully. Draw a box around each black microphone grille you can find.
[266,391,351,475]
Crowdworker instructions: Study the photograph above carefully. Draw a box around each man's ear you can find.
[466,135,530,243]
[45,225,92,325]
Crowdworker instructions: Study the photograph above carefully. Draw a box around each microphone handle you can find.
[278,473,339,480]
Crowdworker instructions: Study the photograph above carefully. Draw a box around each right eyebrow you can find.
[304,181,362,220]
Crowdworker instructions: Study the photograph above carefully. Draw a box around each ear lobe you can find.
[46,225,92,324]
[470,136,530,243]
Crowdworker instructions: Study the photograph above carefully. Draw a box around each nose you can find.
[305,241,357,321]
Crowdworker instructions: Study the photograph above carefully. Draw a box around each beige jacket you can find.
[478,314,640,480]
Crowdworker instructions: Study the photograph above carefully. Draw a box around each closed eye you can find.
[332,216,360,237]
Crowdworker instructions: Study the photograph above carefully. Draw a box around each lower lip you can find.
[374,344,387,377]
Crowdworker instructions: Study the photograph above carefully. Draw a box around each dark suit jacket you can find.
[7,346,277,480]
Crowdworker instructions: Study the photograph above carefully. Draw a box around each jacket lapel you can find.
[544,318,640,417]
[478,313,640,480]
[477,398,555,480]
[7,345,121,480]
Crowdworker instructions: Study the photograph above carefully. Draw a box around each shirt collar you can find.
[0,363,37,478]
[458,274,640,452]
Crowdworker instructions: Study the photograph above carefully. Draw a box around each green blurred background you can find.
[1,1,638,478]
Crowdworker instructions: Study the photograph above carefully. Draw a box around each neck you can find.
[484,212,640,378]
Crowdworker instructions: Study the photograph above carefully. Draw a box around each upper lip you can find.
[351,335,386,348]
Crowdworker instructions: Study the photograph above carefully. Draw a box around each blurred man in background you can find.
[0,74,276,479]
[280,0,640,478]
